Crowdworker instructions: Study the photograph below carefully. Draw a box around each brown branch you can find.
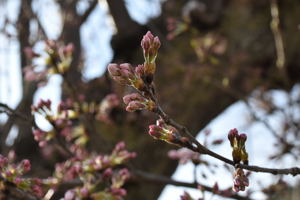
[56,169,250,200]
[131,170,252,200]
[0,103,30,121]
[79,0,98,25]
[270,0,285,70]
[147,85,300,176]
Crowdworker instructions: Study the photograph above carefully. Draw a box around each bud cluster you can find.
[45,40,74,74]
[227,128,248,165]
[0,153,44,197]
[52,142,135,200]
[108,31,161,91]
[140,31,161,83]
[32,98,103,148]
[107,63,146,90]
[123,93,156,112]
[141,31,161,65]
[23,41,74,85]
[232,168,249,192]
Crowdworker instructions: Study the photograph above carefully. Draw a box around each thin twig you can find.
[148,85,300,176]
[0,103,29,121]
[270,0,285,70]
[79,0,98,25]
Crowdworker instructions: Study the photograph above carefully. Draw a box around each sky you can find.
[0,1,299,200]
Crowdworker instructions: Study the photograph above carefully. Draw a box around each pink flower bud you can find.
[228,128,238,139]
[115,141,126,152]
[228,128,238,146]
[153,36,161,50]
[148,125,162,138]
[141,31,161,67]
[119,68,134,79]
[103,168,113,179]
[126,101,146,112]
[32,185,43,197]
[123,93,144,104]
[111,188,127,196]
[64,190,75,200]
[108,63,121,76]
[21,159,31,172]
[119,63,133,71]
[232,168,249,192]
[239,133,247,142]
[119,168,130,180]
[14,177,22,185]
[135,64,144,77]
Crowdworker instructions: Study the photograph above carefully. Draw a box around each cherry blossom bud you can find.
[64,190,76,200]
[148,125,163,138]
[232,168,249,192]
[14,177,22,185]
[108,63,121,76]
[239,133,247,144]
[111,188,127,196]
[108,63,137,86]
[228,128,238,147]
[103,168,113,179]
[135,64,144,77]
[123,93,144,105]
[228,129,249,165]
[123,93,156,112]
[126,101,147,112]
[140,31,161,83]
[148,120,181,144]
[32,185,43,197]
[21,159,31,172]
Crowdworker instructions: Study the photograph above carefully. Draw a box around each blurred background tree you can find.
[0,0,300,199]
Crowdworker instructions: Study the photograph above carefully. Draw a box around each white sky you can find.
[0,1,299,200]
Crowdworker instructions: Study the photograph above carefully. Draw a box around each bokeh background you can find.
[1,0,300,199]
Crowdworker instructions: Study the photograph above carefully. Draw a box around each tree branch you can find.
[131,170,252,200]
[0,176,39,200]
[79,0,98,25]
[139,82,300,176]
[0,103,32,122]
